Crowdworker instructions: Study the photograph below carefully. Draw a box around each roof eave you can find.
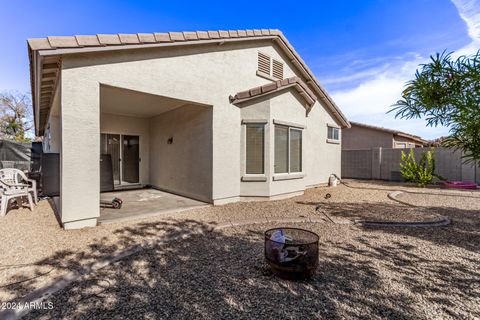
[28,45,40,136]
[395,132,428,144]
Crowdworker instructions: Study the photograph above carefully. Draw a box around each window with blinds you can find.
[274,125,302,174]
[290,129,302,172]
[272,59,284,80]
[258,52,271,75]
[245,124,265,174]
[274,126,289,173]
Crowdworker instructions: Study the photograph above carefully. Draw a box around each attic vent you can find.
[272,59,283,79]
[258,52,271,75]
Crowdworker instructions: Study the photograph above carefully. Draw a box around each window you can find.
[257,52,284,80]
[290,129,302,172]
[327,126,340,141]
[245,124,265,174]
[275,125,303,174]
[274,126,289,173]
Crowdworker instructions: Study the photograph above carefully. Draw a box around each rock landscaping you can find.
[0,180,479,319]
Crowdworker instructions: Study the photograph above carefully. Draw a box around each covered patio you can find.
[100,84,213,203]
[99,188,209,224]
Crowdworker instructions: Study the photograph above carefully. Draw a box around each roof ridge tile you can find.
[196,31,210,40]
[169,32,185,41]
[97,34,121,45]
[137,33,156,43]
[75,35,101,46]
[47,36,79,48]
[207,31,220,39]
[118,33,140,44]
[154,33,172,42]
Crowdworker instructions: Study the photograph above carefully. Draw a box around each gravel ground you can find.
[26,220,480,319]
[1,181,479,319]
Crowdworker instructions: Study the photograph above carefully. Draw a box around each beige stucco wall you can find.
[304,99,343,187]
[57,39,344,226]
[43,86,61,153]
[238,88,342,199]
[100,113,150,185]
[149,104,213,202]
[342,125,394,150]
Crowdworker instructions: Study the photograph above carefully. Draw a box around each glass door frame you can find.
[100,132,140,186]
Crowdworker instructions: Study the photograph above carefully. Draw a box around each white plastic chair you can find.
[0,168,35,217]
[0,168,38,204]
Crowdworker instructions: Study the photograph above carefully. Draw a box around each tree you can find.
[390,51,480,162]
[0,91,33,142]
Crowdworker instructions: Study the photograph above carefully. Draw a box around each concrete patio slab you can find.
[99,188,209,224]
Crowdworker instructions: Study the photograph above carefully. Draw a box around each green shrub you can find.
[400,148,438,187]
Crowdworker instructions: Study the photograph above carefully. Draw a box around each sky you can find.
[0,0,479,139]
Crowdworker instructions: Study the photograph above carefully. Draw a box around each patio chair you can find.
[0,171,34,216]
[0,168,38,204]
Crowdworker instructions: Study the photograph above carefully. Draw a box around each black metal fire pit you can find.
[264,227,319,280]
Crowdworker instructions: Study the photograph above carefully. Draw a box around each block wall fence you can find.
[342,147,480,183]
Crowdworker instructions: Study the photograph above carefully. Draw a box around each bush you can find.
[400,148,438,187]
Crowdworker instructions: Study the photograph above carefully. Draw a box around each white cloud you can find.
[451,0,480,55]
[325,0,480,140]
[321,63,391,86]
[451,0,480,40]
[331,57,423,117]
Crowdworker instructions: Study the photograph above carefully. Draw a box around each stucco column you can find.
[371,147,382,180]
[60,70,100,229]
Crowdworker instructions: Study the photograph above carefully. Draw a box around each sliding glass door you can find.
[100,134,121,185]
[100,133,139,186]
[122,135,139,184]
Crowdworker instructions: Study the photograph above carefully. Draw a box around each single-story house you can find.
[342,121,427,150]
[28,29,350,229]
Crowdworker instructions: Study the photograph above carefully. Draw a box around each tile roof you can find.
[349,121,427,144]
[28,29,351,135]
[230,76,317,107]
[28,29,282,50]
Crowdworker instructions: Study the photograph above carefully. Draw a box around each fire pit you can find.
[264,227,319,280]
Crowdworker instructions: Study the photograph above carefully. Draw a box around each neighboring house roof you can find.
[28,29,350,135]
[349,121,428,145]
[230,76,317,109]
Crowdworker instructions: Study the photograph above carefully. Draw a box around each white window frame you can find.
[327,125,340,144]
[288,127,303,173]
[273,121,304,180]
[241,120,267,182]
